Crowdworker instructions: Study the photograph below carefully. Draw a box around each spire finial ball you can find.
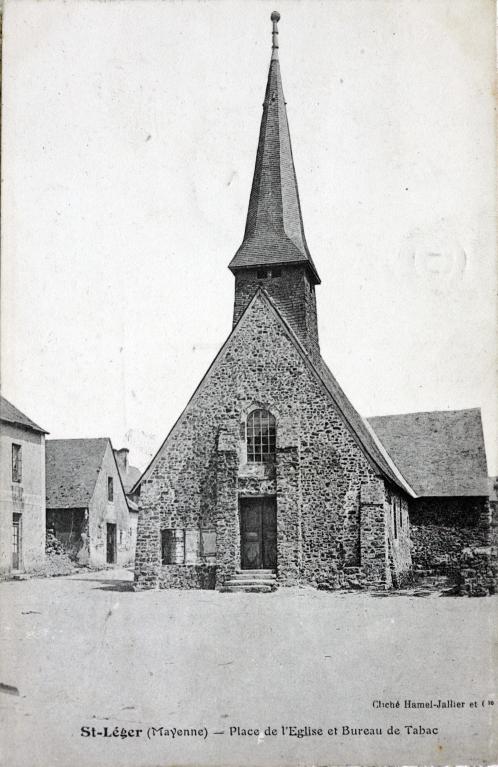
[271,11,280,22]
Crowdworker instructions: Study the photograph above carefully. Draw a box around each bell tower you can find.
[228,12,321,363]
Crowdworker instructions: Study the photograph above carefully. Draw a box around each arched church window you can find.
[246,409,276,463]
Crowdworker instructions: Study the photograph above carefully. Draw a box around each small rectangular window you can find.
[107,477,113,502]
[271,267,282,278]
[256,269,267,279]
[393,498,398,540]
[161,529,185,565]
[119,530,123,545]
[12,444,22,483]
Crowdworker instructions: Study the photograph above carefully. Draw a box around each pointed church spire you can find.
[229,12,321,285]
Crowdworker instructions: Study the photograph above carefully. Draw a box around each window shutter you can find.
[201,529,217,558]
[184,530,200,564]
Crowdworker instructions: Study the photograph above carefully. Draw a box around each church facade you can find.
[133,13,416,593]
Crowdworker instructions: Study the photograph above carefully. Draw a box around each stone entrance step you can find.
[221,570,278,593]
[222,583,274,593]
[235,570,277,580]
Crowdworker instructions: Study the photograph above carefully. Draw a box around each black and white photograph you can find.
[1,1,496,765]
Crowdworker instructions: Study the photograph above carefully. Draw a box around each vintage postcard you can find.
[1,1,496,766]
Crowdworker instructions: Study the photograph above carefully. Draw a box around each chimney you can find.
[114,447,129,473]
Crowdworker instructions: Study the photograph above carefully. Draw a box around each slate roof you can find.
[318,359,414,495]
[46,438,109,508]
[0,395,47,434]
[367,409,489,497]
[228,25,320,284]
[134,290,415,497]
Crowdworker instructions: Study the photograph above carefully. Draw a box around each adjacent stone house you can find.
[0,396,47,575]
[114,447,141,560]
[369,410,491,574]
[132,14,417,593]
[46,438,138,567]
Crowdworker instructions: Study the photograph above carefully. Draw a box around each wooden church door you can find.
[240,497,277,570]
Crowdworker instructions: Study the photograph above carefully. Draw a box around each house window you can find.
[119,530,123,545]
[270,267,282,278]
[246,409,276,463]
[257,269,267,279]
[107,477,113,502]
[12,444,22,483]
[161,529,185,565]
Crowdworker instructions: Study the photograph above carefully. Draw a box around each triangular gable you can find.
[132,289,415,497]
[87,438,133,511]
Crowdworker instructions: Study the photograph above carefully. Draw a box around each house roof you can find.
[134,289,415,497]
[0,395,47,434]
[367,409,489,497]
[228,14,320,284]
[46,438,109,508]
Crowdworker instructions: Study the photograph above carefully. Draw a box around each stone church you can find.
[133,13,491,593]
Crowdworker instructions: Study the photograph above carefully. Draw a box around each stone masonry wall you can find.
[214,437,240,586]
[360,479,389,587]
[385,486,412,587]
[411,497,490,534]
[135,293,406,591]
[457,547,497,596]
[233,266,320,364]
[157,564,216,590]
[409,497,490,577]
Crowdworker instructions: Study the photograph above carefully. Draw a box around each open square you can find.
[1,570,496,766]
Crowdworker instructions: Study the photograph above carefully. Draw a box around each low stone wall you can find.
[457,547,497,597]
[411,498,490,534]
[158,564,216,590]
[410,523,486,576]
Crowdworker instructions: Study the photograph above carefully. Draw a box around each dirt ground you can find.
[0,568,496,767]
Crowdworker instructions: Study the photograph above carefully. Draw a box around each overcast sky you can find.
[2,0,496,474]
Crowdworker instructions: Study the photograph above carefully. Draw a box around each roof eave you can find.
[228,259,321,285]
[0,416,49,435]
